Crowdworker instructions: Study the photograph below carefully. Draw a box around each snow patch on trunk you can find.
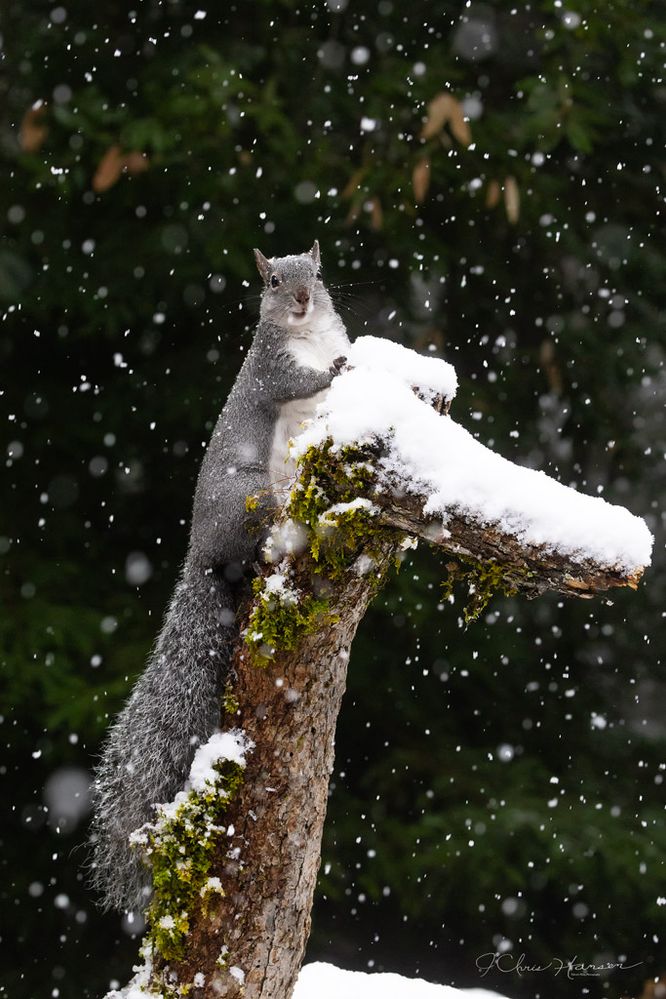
[187,729,253,793]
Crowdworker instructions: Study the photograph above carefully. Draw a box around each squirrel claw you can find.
[330,355,348,375]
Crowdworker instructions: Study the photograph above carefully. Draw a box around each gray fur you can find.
[90,244,349,912]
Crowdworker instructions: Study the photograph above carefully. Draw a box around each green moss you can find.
[441,556,532,624]
[245,575,332,665]
[287,439,385,579]
[312,503,382,579]
[221,684,239,718]
[243,439,391,665]
[199,877,225,919]
[138,759,245,963]
[157,979,193,999]
[287,440,377,524]
[245,493,259,512]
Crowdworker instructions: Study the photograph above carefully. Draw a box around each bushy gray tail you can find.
[90,566,235,912]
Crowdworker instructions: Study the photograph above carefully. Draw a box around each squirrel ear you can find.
[254,248,272,284]
[309,240,321,267]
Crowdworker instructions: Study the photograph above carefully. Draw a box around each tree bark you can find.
[154,538,397,998]
[379,495,644,597]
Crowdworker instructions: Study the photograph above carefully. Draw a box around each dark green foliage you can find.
[1,1,665,997]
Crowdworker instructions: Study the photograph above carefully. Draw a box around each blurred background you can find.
[1,1,665,997]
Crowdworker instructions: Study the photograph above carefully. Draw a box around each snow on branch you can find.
[292,336,652,597]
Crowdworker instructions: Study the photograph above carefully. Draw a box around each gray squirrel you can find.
[90,241,350,912]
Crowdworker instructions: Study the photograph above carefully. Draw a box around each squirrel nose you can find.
[294,287,310,306]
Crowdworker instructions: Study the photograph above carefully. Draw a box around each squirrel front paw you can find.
[330,355,348,375]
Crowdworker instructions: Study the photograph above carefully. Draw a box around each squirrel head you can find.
[253,241,333,331]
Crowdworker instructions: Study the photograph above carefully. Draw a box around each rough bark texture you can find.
[379,494,643,597]
[151,541,397,998]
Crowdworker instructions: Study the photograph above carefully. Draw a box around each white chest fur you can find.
[286,316,349,372]
[269,319,350,497]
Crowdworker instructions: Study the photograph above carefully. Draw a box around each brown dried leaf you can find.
[639,972,666,999]
[345,200,361,225]
[421,93,453,140]
[370,196,383,231]
[92,146,125,193]
[412,156,431,203]
[341,167,367,201]
[19,105,48,153]
[485,179,501,209]
[92,148,149,192]
[448,102,472,148]
[123,151,150,175]
[504,175,520,223]
[539,338,563,395]
[421,93,471,147]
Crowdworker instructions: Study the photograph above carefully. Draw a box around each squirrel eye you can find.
[315,270,323,281]
[270,274,280,288]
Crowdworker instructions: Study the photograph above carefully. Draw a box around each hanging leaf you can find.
[421,94,451,140]
[421,93,471,147]
[412,156,431,203]
[539,339,564,395]
[123,151,150,176]
[92,146,125,192]
[345,199,362,225]
[19,104,48,153]
[448,103,472,147]
[485,179,501,209]
[370,196,383,231]
[341,167,367,200]
[92,147,149,192]
[504,175,520,223]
